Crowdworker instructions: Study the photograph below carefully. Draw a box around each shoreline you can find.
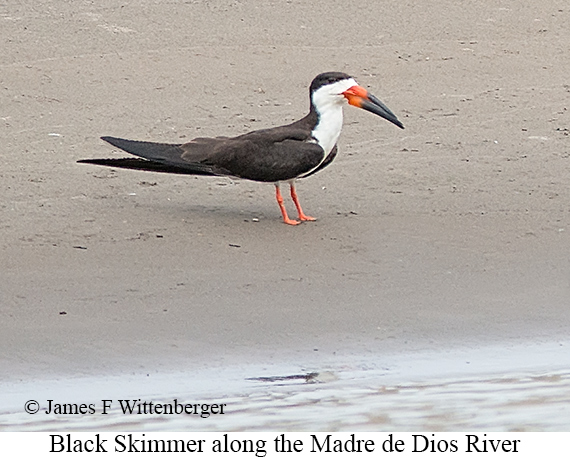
[2,339,569,431]
[3,337,569,407]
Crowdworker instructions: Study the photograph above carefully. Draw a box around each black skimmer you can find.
[79,72,404,225]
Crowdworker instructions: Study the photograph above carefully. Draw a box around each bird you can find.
[78,72,404,225]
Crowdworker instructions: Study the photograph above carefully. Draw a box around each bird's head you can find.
[310,72,404,129]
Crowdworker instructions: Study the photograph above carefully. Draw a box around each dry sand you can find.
[1,1,569,386]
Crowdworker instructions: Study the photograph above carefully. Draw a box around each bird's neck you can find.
[311,102,344,155]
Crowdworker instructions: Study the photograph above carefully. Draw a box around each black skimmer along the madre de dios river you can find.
[79,72,404,225]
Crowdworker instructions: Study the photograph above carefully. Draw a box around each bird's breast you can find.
[310,104,344,156]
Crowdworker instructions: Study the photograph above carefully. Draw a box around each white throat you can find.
[310,78,356,155]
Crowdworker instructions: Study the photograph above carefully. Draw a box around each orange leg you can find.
[290,183,316,222]
[275,185,300,225]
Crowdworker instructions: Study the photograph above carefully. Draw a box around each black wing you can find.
[194,129,325,182]
[80,125,326,182]
[298,145,338,179]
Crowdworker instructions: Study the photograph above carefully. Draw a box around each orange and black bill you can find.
[343,85,404,129]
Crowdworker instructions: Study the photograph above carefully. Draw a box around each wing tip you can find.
[100,135,122,145]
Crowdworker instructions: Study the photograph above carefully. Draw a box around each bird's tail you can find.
[77,136,217,176]
[77,157,215,175]
[100,136,182,161]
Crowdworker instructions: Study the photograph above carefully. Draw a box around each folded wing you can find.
[80,126,326,183]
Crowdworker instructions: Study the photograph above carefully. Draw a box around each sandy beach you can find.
[1,0,569,430]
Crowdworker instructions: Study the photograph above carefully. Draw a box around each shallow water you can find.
[2,341,569,431]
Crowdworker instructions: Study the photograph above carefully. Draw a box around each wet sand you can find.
[1,0,569,423]
[3,341,570,431]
